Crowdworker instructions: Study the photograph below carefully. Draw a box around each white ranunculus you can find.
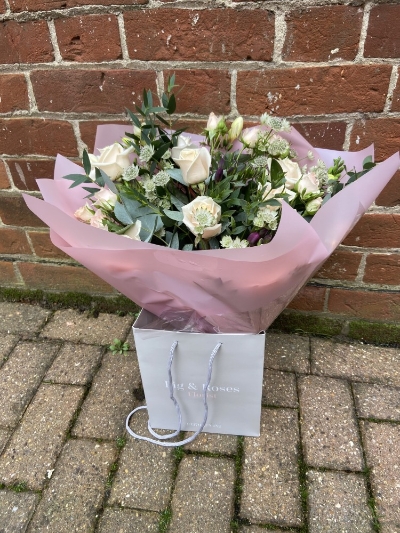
[297,172,320,197]
[89,209,108,230]
[305,197,323,215]
[89,143,134,181]
[172,147,211,185]
[74,203,94,223]
[182,196,221,239]
[122,220,142,240]
[241,127,260,148]
[278,158,302,190]
[93,187,118,210]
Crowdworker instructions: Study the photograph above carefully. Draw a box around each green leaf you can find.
[63,174,92,188]
[126,108,141,129]
[82,186,100,195]
[138,214,158,242]
[153,143,171,161]
[164,209,183,222]
[149,106,166,113]
[363,155,373,166]
[170,231,179,249]
[182,243,193,251]
[98,169,118,194]
[232,225,246,235]
[147,89,153,108]
[168,74,176,93]
[167,168,186,186]
[82,149,91,176]
[167,94,176,115]
[115,202,134,225]
[209,237,220,249]
[95,167,105,187]
[170,194,185,210]
[121,195,153,219]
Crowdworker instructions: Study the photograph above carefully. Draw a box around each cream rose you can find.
[89,209,108,230]
[89,143,133,181]
[122,220,142,240]
[74,203,94,223]
[262,183,285,211]
[93,187,118,210]
[172,147,211,185]
[278,158,302,190]
[296,172,320,197]
[241,127,260,148]
[182,196,221,239]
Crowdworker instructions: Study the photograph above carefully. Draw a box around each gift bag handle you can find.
[125,340,222,447]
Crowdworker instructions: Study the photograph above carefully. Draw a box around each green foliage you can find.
[109,339,130,355]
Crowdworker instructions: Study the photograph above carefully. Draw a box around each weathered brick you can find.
[287,285,326,312]
[344,214,400,248]
[314,250,362,281]
[124,8,274,62]
[164,70,231,115]
[170,455,235,533]
[354,382,400,422]
[236,65,391,116]
[55,14,122,62]
[79,120,128,152]
[0,20,53,64]
[45,342,103,385]
[350,118,400,160]
[28,231,69,260]
[0,74,29,113]
[375,171,400,207]
[0,384,84,490]
[294,121,347,150]
[109,409,174,511]
[0,262,17,285]
[28,439,117,532]
[361,422,400,528]
[0,491,39,532]
[0,302,50,335]
[363,254,400,285]
[97,508,159,533]
[299,376,363,471]
[7,159,55,191]
[364,4,400,58]
[72,352,140,439]
[31,70,157,114]
[283,6,362,62]
[10,0,147,11]
[0,0,5,13]
[328,289,400,322]
[265,331,310,374]
[0,119,77,157]
[19,263,116,294]
[307,470,374,533]
[392,78,400,112]
[241,409,302,526]
[311,338,400,387]
[0,195,43,227]
[263,369,298,408]
[0,161,10,189]
[0,227,31,255]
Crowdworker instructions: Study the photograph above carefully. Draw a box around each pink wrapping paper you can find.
[23,125,400,333]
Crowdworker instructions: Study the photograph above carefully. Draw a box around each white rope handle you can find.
[125,340,222,447]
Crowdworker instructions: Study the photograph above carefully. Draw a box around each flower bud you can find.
[305,197,323,215]
[228,117,244,142]
[206,112,222,131]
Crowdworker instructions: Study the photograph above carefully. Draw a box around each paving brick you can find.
[41,309,133,345]
[361,422,400,528]
[97,507,159,533]
[0,491,39,533]
[311,338,400,387]
[299,376,363,471]
[265,332,310,373]
[0,341,59,427]
[184,432,237,455]
[45,342,103,385]
[72,352,140,440]
[109,409,174,511]
[0,302,50,335]
[262,369,298,408]
[28,439,116,533]
[170,455,235,533]
[240,527,281,533]
[0,430,10,453]
[0,384,84,490]
[0,334,19,367]
[307,470,374,532]
[241,409,302,527]
[354,383,400,422]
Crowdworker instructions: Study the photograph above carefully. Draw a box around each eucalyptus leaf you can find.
[170,231,179,249]
[209,237,220,249]
[126,108,141,129]
[115,202,134,225]
[182,243,193,251]
[170,194,185,210]
[138,214,158,242]
[99,169,118,194]
[82,149,92,176]
[167,168,186,186]
[164,209,183,222]
[63,174,92,188]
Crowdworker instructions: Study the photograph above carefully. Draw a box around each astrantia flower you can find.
[139,145,155,163]
[122,164,140,181]
[260,114,291,132]
[142,177,156,193]
[311,160,329,184]
[267,136,290,157]
[220,236,249,249]
[252,155,270,169]
[153,170,170,187]
[254,207,279,230]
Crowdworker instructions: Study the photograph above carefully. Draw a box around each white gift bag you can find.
[127,310,265,444]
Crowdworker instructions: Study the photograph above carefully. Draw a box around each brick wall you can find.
[0,0,399,326]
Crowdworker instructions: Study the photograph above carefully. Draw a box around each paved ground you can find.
[0,301,399,532]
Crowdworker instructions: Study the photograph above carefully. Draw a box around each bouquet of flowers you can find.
[24,76,399,333]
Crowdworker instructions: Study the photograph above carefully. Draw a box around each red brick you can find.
[164,70,231,115]
[124,8,274,62]
[0,195,45,227]
[0,261,18,285]
[328,289,400,322]
[0,161,10,190]
[343,214,400,249]
[0,20,53,64]
[18,262,116,294]
[0,227,31,254]
[236,65,391,117]
[0,119,77,157]
[0,1,6,14]
[350,119,400,161]
[389,77,400,112]
[79,120,129,153]
[283,6,363,62]
[10,0,146,11]
[314,250,362,281]
[55,15,122,63]
[364,254,400,286]
[294,122,347,150]
[28,231,69,260]
[31,70,157,114]
[375,170,400,208]
[0,74,29,113]
[287,285,326,312]
[365,4,400,58]
[7,159,55,191]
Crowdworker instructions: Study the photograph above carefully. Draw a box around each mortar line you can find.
[355,252,368,283]
[355,1,372,61]
[343,120,354,151]
[117,13,130,63]
[230,69,238,115]
[384,65,399,113]
[272,10,287,64]
[70,120,86,158]
[47,19,63,63]
[24,71,38,113]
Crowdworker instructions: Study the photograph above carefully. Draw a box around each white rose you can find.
[170,134,197,161]
[89,209,108,230]
[278,158,302,190]
[172,147,211,185]
[74,203,94,223]
[305,197,323,215]
[93,187,118,210]
[241,127,260,148]
[121,220,142,240]
[297,172,320,197]
[89,143,134,181]
[182,196,221,239]
[262,183,285,211]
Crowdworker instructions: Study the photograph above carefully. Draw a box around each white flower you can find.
[260,114,291,132]
[278,158,302,190]
[139,145,155,163]
[182,196,221,239]
[89,143,133,181]
[93,187,117,210]
[307,150,315,161]
[122,220,142,240]
[172,147,211,185]
[220,236,249,249]
[262,183,285,211]
[267,135,290,157]
[297,172,320,197]
[228,117,244,142]
[206,112,223,131]
[241,127,260,148]
[122,164,140,181]
[89,209,108,230]
[305,197,323,215]
[153,170,170,187]
[254,207,278,230]
[74,203,94,223]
